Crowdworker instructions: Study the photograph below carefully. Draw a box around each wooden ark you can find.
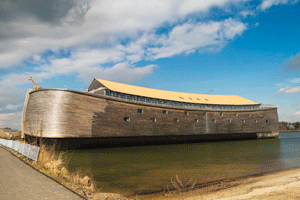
[22,79,279,148]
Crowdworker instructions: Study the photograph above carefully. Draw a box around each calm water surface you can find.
[66,132,300,196]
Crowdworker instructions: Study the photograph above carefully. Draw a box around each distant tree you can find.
[294,122,300,129]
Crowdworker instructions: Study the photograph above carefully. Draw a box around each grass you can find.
[33,143,129,199]
[0,131,22,140]
[35,143,98,199]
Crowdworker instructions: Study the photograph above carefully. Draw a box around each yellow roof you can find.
[94,79,259,105]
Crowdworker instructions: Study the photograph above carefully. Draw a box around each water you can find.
[66,132,300,196]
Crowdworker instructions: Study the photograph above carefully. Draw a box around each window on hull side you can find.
[124,117,130,122]
[162,110,168,114]
[137,109,143,113]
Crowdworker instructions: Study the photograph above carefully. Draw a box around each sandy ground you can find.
[185,167,300,200]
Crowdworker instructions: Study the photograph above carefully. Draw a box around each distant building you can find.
[288,124,295,129]
[279,123,287,130]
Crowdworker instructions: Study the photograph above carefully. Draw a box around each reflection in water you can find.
[66,132,300,196]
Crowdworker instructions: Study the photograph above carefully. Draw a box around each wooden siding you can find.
[23,89,279,139]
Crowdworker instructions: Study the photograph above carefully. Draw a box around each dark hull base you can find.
[25,133,264,149]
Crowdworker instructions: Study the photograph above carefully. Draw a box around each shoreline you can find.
[139,167,300,200]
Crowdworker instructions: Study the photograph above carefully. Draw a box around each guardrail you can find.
[0,138,40,162]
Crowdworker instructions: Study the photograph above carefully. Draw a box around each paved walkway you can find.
[0,147,84,200]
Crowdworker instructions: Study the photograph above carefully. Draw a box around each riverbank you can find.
[279,129,300,132]
[139,167,300,200]
[197,167,300,200]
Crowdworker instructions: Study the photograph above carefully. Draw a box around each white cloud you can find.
[178,0,241,16]
[260,0,299,10]
[279,112,300,122]
[289,78,300,84]
[277,86,300,94]
[146,18,247,60]
[0,112,23,130]
[0,0,247,69]
[260,0,289,10]
[239,10,257,17]
[77,63,157,83]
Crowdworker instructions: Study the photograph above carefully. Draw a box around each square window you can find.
[184,111,189,115]
[174,118,179,122]
[137,109,143,113]
[194,119,199,123]
[162,110,168,114]
[228,119,231,123]
[124,117,130,122]
[235,114,238,116]
[242,119,246,123]
[203,112,207,116]
[212,119,216,123]
[248,114,251,117]
[220,113,223,116]
[151,118,156,122]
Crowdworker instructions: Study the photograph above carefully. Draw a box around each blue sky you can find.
[0,0,300,130]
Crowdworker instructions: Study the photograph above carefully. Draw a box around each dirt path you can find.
[186,168,300,200]
[0,147,84,200]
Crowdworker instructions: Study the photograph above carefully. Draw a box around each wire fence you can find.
[0,138,40,162]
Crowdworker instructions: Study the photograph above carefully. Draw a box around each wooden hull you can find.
[22,89,279,144]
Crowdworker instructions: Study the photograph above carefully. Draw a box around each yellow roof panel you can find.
[95,79,259,105]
